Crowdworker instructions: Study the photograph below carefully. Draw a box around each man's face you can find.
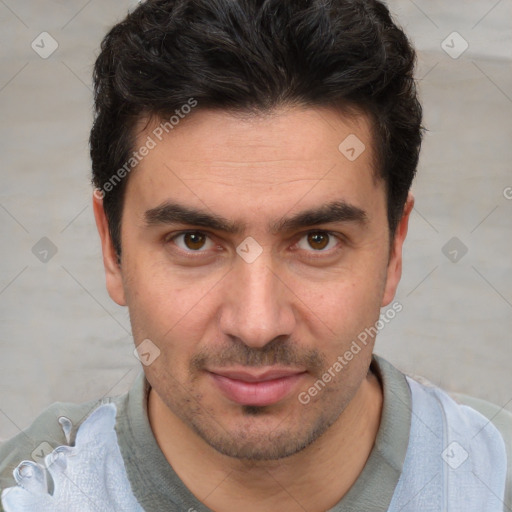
[95,107,408,460]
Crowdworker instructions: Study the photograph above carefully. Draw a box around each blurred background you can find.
[0,0,511,439]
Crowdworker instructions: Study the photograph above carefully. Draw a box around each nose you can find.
[218,253,296,349]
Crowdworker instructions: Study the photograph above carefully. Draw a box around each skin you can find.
[93,106,413,512]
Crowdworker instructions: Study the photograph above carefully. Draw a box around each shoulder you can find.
[451,392,512,434]
[403,372,512,437]
[406,374,511,460]
[451,392,512,510]
[407,374,512,510]
[0,396,123,493]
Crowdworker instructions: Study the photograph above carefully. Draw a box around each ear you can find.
[381,193,414,307]
[92,191,126,306]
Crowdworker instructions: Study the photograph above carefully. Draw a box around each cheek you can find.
[122,256,222,370]
[123,246,188,322]
[320,287,382,354]
[298,260,387,329]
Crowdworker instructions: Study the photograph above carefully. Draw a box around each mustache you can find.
[190,336,326,375]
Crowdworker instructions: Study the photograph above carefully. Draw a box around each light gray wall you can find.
[0,0,511,439]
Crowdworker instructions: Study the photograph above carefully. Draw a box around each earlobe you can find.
[381,193,415,307]
[92,192,127,306]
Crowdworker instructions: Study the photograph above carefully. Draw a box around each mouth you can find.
[207,367,307,407]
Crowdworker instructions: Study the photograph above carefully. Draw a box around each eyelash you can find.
[164,230,344,259]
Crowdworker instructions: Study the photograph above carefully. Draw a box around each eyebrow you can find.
[144,200,368,234]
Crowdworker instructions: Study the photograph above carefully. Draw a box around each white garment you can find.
[388,377,508,511]
[1,403,143,512]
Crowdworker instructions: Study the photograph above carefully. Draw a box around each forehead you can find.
[126,107,383,216]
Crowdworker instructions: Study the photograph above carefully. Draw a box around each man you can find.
[0,0,510,510]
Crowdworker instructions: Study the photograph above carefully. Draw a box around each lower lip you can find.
[209,372,306,407]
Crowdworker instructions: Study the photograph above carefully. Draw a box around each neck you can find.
[148,370,382,512]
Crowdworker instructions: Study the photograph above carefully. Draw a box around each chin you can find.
[188,409,336,461]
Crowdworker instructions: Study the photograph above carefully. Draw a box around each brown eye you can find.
[296,231,339,253]
[307,232,329,250]
[183,232,207,250]
[172,231,213,252]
